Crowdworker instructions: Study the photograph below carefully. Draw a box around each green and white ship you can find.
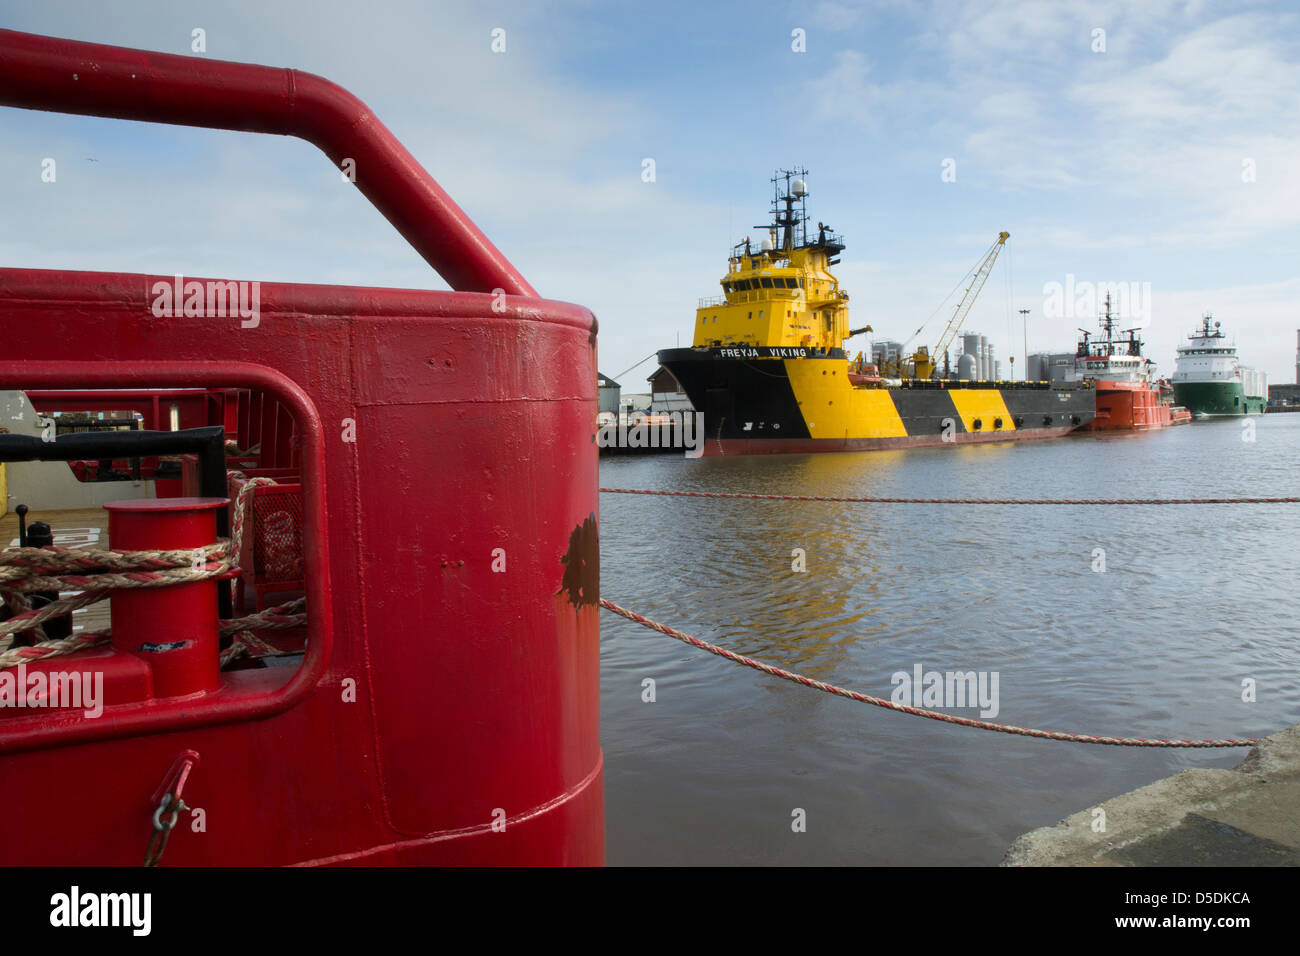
[1171,314,1266,417]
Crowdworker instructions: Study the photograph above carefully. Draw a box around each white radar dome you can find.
[759,236,774,252]
[791,178,807,197]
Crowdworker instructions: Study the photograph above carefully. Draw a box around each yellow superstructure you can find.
[693,242,850,351]
[692,170,859,352]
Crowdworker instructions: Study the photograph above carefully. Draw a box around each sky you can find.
[2,0,1298,387]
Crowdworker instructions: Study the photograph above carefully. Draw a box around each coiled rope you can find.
[0,476,306,669]
[599,599,1259,748]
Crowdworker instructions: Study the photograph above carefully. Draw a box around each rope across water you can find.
[601,487,1300,505]
[599,599,1259,748]
[598,484,1285,744]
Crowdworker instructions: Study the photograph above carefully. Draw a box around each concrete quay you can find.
[1003,724,1300,866]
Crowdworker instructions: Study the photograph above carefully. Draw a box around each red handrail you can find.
[0,29,537,296]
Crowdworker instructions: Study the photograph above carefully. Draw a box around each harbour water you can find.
[599,414,1300,865]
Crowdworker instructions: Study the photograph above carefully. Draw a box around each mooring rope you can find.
[600,487,1300,506]
[599,599,1259,748]
[0,597,308,670]
[0,545,235,651]
[220,597,308,666]
[0,476,306,669]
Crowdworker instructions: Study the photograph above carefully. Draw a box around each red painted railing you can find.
[0,29,536,296]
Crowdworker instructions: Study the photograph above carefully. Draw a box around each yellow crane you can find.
[911,231,1009,380]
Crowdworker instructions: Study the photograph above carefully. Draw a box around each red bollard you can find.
[104,498,228,699]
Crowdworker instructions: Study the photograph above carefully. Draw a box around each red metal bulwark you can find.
[0,31,602,865]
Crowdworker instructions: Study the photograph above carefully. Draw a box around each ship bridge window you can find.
[760,278,775,289]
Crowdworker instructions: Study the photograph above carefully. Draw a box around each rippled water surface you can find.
[598,414,1300,865]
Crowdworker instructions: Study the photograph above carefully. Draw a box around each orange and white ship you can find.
[1068,294,1190,431]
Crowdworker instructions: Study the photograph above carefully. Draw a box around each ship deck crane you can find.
[912,231,1009,380]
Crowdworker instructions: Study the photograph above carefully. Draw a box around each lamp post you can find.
[1018,309,1030,381]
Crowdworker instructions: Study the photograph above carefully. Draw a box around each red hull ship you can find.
[0,31,603,866]
[1092,381,1181,430]
[1070,295,1189,431]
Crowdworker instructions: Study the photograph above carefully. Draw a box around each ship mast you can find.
[1100,291,1116,346]
[756,168,809,254]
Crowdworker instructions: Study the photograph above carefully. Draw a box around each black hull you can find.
[658,347,1096,456]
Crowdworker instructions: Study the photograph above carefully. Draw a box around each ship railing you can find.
[697,289,806,309]
[896,379,1081,391]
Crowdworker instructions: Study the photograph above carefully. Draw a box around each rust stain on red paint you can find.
[558,513,599,607]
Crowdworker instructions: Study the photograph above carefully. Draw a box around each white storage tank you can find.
[962,334,982,380]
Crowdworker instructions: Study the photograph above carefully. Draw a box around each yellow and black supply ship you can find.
[658,171,1096,455]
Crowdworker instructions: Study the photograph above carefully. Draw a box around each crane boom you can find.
[912,231,1009,380]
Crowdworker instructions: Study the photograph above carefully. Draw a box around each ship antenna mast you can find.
[1098,291,1118,354]
[760,168,809,254]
